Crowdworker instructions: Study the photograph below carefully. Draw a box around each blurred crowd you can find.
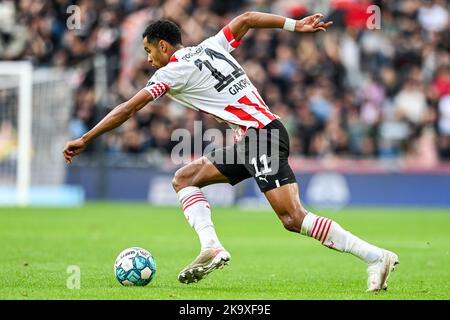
[1,0,450,166]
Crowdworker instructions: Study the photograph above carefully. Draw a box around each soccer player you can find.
[63,11,398,291]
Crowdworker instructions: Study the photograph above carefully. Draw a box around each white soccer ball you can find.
[114,247,156,286]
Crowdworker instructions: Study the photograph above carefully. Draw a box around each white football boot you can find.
[367,250,399,292]
[178,247,231,284]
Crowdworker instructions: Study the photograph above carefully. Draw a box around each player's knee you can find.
[281,216,300,233]
[280,209,306,233]
[172,167,193,192]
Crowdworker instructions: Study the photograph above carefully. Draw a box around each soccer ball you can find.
[114,247,156,286]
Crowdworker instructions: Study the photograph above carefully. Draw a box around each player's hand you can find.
[295,13,333,33]
[63,138,87,164]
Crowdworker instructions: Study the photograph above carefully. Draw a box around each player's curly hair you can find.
[142,20,182,45]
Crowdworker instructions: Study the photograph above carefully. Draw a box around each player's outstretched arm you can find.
[63,89,153,164]
[229,12,333,41]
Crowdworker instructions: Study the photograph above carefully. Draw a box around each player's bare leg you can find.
[172,156,231,284]
[264,183,399,292]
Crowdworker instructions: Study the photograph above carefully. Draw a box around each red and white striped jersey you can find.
[143,25,279,141]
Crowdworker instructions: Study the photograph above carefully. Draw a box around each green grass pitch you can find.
[0,203,449,300]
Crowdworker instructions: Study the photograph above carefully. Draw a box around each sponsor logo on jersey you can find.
[181,46,204,61]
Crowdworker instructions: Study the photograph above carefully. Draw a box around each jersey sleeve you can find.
[206,24,242,53]
[144,63,187,100]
